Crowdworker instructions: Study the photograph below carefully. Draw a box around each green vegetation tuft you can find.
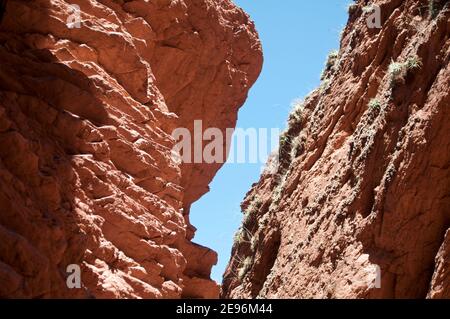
[405,56,422,71]
[388,55,422,88]
[368,98,381,110]
[388,61,404,83]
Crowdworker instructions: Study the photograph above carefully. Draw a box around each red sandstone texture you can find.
[0,0,262,298]
[223,0,449,299]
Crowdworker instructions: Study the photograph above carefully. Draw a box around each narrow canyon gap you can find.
[0,0,448,300]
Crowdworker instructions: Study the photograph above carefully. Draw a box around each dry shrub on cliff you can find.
[362,4,377,14]
[388,55,422,88]
[269,173,288,211]
[325,50,339,69]
[388,61,406,85]
[347,2,358,14]
[233,225,253,246]
[290,134,307,159]
[243,196,263,225]
[262,151,280,176]
[428,0,437,18]
[279,131,292,150]
[264,98,306,179]
[278,131,294,169]
[321,50,339,80]
[320,78,332,92]
[250,235,258,252]
[248,196,263,213]
[428,0,450,18]
[288,99,305,127]
[238,257,253,281]
[233,228,244,244]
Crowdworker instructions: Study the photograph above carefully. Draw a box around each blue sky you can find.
[191,1,349,282]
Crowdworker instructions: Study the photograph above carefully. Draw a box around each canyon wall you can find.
[0,0,262,298]
[223,0,449,298]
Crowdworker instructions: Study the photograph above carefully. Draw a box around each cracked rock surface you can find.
[0,0,262,298]
[223,0,449,299]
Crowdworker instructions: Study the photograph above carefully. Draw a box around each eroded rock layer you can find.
[0,0,262,298]
[223,0,449,299]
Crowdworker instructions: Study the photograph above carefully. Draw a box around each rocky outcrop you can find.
[0,0,261,298]
[427,229,450,298]
[223,0,449,299]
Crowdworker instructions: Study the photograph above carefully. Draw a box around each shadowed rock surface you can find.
[223,0,449,299]
[0,0,262,298]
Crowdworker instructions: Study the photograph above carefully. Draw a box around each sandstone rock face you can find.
[428,229,450,298]
[0,0,261,298]
[223,0,449,299]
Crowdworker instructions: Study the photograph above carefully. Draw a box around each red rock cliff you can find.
[223,0,449,299]
[0,0,262,298]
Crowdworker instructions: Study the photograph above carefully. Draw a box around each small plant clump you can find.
[320,78,331,92]
[233,225,253,246]
[279,132,292,152]
[243,196,263,225]
[250,235,258,251]
[247,196,263,214]
[290,134,306,159]
[405,56,423,71]
[269,173,288,211]
[362,4,379,14]
[348,2,358,15]
[321,50,339,80]
[368,98,381,110]
[288,99,305,126]
[388,61,405,85]
[325,50,339,69]
[278,131,294,169]
[367,99,383,121]
[388,55,422,87]
[238,257,253,281]
[233,228,244,244]
[429,0,439,18]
